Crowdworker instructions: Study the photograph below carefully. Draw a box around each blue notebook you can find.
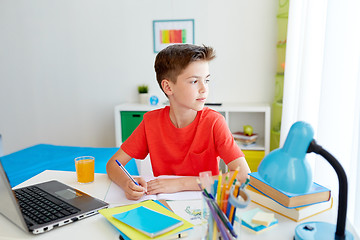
[113,206,184,238]
[117,200,173,240]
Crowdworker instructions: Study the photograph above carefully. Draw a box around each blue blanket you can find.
[0,144,139,187]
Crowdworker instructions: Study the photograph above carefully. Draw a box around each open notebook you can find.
[105,176,202,206]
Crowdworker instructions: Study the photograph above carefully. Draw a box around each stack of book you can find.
[232,131,258,146]
[247,172,333,222]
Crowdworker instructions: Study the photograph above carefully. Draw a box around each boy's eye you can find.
[190,79,210,84]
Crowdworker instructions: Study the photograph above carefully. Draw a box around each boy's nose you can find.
[199,82,207,93]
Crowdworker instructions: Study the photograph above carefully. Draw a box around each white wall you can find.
[0,0,278,154]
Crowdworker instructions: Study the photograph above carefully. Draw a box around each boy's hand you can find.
[228,157,251,184]
[146,178,183,195]
[124,177,147,200]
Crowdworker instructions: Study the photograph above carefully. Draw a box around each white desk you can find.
[0,170,359,240]
[0,170,118,240]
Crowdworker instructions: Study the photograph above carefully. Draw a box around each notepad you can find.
[105,175,202,206]
[251,211,275,227]
[240,208,278,234]
[113,206,184,238]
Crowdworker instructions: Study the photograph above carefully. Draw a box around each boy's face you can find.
[165,60,210,112]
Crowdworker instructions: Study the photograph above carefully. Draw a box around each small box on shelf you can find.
[232,131,259,150]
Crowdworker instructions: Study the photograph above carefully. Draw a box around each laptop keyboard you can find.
[14,186,80,225]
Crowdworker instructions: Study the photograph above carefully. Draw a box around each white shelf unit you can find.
[114,103,271,155]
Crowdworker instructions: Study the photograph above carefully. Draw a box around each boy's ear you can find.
[161,79,173,96]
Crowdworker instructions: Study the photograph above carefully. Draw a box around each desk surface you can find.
[0,170,359,240]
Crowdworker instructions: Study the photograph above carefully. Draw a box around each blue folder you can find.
[0,144,139,187]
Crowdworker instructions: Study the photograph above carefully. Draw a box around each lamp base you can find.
[294,221,353,240]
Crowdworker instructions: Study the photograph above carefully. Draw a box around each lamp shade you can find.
[258,121,313,194]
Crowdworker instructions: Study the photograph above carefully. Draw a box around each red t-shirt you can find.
[121,106,244,176]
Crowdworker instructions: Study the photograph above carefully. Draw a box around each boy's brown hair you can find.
[154,44,216,94]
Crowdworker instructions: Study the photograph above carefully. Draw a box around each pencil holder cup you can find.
[202,186,250,239]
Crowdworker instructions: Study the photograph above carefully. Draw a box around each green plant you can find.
[138,85,148,94]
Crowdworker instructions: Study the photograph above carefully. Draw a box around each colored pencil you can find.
[232,184,242,226]
[240,178,250,189]
[212,222,218,240]
[212,179,218,197]
[216,172,222,205]
[222,187,230,213]
[227,166,240,188]
[220,173,229,212]
[228,182,240,224]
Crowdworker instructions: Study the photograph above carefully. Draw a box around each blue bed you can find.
[0,144,138,187]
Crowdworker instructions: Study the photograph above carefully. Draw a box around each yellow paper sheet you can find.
[99,200,194,240]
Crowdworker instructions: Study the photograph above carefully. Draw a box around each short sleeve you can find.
[121,120,149,159]
[213,116,244,164]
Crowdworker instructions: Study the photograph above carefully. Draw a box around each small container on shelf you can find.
[232,131,259,147]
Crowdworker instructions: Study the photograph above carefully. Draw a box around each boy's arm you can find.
[146,157,251,195]
[146,176,200,195]
[225,156,251,183]
[106,148,147,200]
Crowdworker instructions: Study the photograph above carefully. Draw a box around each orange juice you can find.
[75,156,95,183]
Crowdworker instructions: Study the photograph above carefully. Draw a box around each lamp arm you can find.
[307,140,347,239]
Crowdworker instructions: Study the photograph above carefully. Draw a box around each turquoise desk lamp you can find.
[258,121,353,240]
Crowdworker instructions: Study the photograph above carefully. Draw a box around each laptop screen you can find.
[0,134,3,157]
[0,160,29,232]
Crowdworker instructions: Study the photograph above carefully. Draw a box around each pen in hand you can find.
[115,159,139,186]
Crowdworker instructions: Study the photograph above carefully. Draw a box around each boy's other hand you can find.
[146,178,182,195]
[124,177,147,200]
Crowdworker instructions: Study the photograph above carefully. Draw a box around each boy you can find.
[107,44,250,200]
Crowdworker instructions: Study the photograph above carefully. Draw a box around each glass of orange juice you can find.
[75,156,95,184]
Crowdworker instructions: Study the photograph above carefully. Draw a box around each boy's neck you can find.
[168,106,198,128]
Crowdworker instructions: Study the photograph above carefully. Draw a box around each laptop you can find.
[0,160,108,234]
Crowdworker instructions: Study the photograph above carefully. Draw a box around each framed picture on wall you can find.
[153,19,195,53]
